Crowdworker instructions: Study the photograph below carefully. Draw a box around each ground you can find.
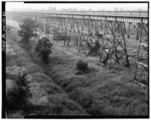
[5,20,148,118]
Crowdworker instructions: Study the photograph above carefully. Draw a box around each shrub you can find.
[18,18,39,44]
[40,47,51,63]
[6,72,31,113]
[34,37,53,63]
[75,60,88,73]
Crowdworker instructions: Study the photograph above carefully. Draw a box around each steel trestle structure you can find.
[6,11,149,85]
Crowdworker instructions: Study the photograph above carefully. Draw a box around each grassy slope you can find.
[29,34,148,116]
[52,46,148,116]
[6,23,88,117]
[6,20,148,117]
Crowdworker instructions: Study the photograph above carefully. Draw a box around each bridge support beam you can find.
[133,20,148,86]
[100,20,129,68]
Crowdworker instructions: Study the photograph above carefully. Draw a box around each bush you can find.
[75,60,88,73]
[35,37,53,63]
[6,72,31,113]
[40,47,51,63]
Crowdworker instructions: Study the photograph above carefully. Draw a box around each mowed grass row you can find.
[6,25,88,117]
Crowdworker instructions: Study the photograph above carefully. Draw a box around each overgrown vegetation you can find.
[18,18,39,45]
[35,37,53,63]
[6,20,148,117]
[6,72,31,114]
[75,60,88,75]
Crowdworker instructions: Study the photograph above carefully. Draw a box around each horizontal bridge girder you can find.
[67,10,148,17]
[6,11,148,23]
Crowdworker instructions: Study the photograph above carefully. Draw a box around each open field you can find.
[5,20,148,117]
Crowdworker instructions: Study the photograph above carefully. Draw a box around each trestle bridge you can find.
[6,11,149,86]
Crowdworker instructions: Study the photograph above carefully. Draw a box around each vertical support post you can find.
[136,23,140,41]
[133,20,142,80]
[127,22,131,38]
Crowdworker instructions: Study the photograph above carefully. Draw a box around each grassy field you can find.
[5,20,148,118]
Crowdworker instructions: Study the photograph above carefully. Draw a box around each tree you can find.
[18,18,39,44]
[35,37,53,63]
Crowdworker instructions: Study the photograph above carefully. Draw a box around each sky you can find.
[6,2,148,11]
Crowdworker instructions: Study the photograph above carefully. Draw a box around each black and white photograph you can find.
[2,1,149,118]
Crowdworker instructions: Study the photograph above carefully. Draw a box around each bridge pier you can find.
[100,20,129,68]
[133,20,148,85]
